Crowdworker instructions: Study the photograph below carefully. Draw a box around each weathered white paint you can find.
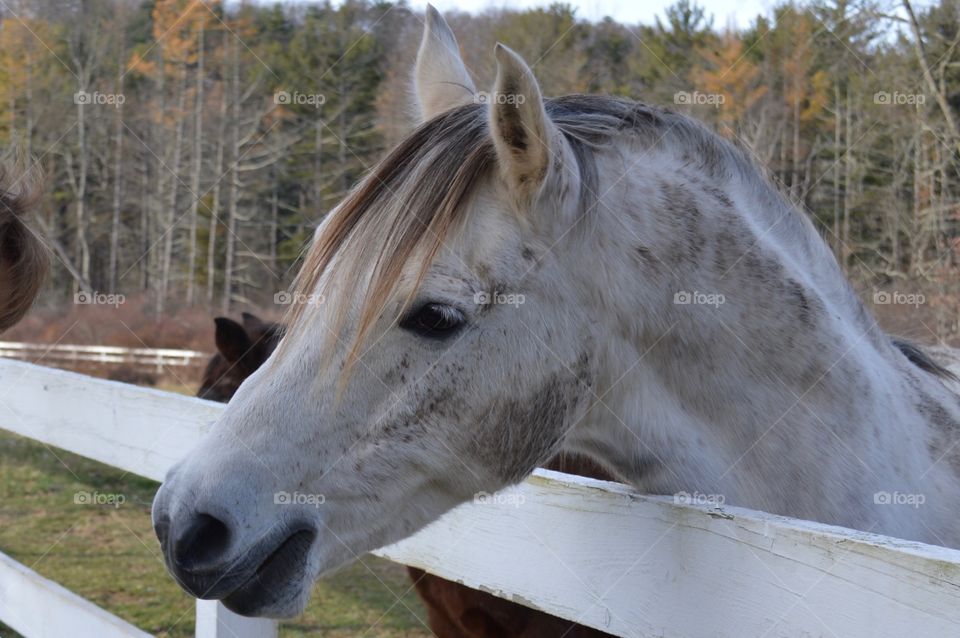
[378,471,960,637]
[0,358,220,482]
[2,359,960,637]
[196,600,277,638]
[0,550,151,638]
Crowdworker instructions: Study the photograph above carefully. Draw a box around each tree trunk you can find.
[75,84,90,287]
[207,89,228,305]
[222,36,241,313]
[151,50,167,314]
[314,110,323,216]
[833,83,841,257]
[269,181,278,275]
[186,25,204,305]
[140,155,151,291]
[109,64,124,293]
[159,67,188,315]
[842,85,853,272]
[338,73,348,194]
[912,133,923,276]
[24,44,33,160]
[791,89,802,201]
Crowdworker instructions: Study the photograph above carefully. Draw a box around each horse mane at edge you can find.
[892,338,959,382]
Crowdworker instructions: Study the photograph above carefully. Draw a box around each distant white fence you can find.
[0,341,209,373]
[1,359,960,637]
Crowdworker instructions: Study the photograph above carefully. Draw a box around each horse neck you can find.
[562,144,957,533]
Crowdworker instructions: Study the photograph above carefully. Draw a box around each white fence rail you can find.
[1,358,960,637]
[0,551,152,638]
[0,341,209,373]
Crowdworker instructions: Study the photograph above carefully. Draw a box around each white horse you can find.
[152,7,960,618]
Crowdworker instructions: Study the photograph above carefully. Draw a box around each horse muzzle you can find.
[152,470,320,617]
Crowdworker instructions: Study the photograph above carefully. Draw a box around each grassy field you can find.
[0,428,432,637]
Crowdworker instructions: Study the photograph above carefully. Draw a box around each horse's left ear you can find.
[489,44,559,201]
[414,5,476,122]
[214,317,252,364]
[241,312,267,335]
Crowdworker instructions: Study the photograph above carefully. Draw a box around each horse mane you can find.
[0,170,48,331]
[892,338,959,382]
[283,96,765,369]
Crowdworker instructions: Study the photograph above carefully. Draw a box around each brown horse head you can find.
[197,312,283,403]
[0,173,48,331]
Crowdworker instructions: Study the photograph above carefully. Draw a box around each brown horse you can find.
[197,312,284,402]
[0,171,47,331]
[198,312,612,637]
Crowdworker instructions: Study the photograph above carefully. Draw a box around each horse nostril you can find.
[173,513,232,571]
[154,515,170,548]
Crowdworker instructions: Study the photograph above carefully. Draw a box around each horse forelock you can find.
[282,103,492,368]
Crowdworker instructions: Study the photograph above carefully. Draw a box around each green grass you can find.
[0,430,432,637]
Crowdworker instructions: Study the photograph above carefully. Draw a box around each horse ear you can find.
[241,312,267,336]
[414,5,476,122]
[489,44,557,200]
[214,317,252,364]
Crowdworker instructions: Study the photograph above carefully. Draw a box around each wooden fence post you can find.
[195,600,277,638]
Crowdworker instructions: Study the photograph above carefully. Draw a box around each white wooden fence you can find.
[1,358,960,637]
[0,341,209,373]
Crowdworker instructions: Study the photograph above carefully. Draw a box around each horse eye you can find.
[400,303,465,339]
